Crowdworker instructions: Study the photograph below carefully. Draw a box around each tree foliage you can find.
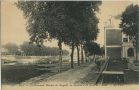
[2,43,19,55]
[120,4,139,46]
[20,42,69,56]
[84,42,102,56]
[2,42,69,56]
[120,4,138,36]
[16,1,101,68]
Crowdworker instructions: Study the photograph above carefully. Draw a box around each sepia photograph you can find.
[1,0,139,90]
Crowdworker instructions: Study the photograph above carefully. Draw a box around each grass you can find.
[1,64,48,85]
[107,60,128,71]
[1,56,94,85]
[124,69,139,84]
[1,62,83,85]
[1,56,69,85]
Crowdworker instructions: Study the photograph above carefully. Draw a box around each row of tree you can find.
[16,1,102,69]
[2,42,69,56]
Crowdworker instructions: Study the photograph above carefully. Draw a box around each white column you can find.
[104,27,107,60]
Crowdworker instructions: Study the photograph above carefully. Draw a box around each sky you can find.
[1,0,138,50]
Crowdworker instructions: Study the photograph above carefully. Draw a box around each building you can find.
[122,32,136,61]
[104,26,136,61]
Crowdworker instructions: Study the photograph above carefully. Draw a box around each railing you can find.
[95,59,109,84]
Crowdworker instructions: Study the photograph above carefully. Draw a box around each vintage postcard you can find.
[1,0,139,90]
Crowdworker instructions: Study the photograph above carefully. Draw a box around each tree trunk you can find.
[77,45,80,66]
[70,43,74,68]
[136,33,139,61]
[136,16,139,61]
[81,44,84,63]
[93,54,96,62]
[85,52,88,63]
[58,40,62,72]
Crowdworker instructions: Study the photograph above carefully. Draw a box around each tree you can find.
[45,2,68,70]
[3,43,18,55]
[20,41,69,56]
[16,1,67,71]
[79,2,101,63]
[120,4,139,61]
[84,42,101,62]
[63,2,101,68]
[20,41,39,56]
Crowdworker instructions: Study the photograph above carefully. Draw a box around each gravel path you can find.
[20,63,96,86]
